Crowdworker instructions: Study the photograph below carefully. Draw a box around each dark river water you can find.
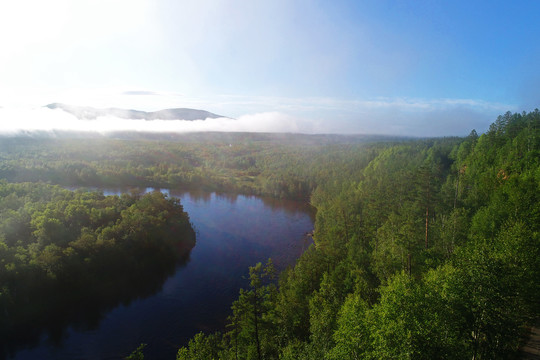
[10,189,314,360]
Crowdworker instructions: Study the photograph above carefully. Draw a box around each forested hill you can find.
[174,110,540,359]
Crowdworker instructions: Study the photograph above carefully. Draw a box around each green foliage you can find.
[176,260,278,360]
[2,110,539,358]
[176,332,221,360]
[0,182,195,348]
[308,263,352,357]
[274,245,328,344]
[125,343,147,360]
[368,271,465,360]
[326,293,370,360]
[178,110,539,359]
[229,260,278,360]
[0,134,386,200]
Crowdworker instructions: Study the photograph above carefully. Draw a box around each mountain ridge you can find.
[45,103,227,121]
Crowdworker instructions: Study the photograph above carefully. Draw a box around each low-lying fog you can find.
[0,106,317,135]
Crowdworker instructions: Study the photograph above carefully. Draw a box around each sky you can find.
[0,0,539,136]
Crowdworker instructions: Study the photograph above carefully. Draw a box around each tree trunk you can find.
[425,205,429,249]
[253,289,261,360]
[425,171,431,249]
[454,170,460,210]
[407,252,411,277]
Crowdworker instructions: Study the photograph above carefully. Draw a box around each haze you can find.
[1,1,539,136]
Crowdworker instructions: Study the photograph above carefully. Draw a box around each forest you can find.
[172,110,540,359]
[0,132,404,200]
[0,110,539,359]
[0,184,195,357]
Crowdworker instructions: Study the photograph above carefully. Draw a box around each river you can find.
[10,189,314,360]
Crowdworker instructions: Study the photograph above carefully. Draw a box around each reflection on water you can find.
[11,189,314,360]
[98,187,315,221]
[3,240,194,360]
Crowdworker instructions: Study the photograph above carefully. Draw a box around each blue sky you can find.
[0,0,539,136]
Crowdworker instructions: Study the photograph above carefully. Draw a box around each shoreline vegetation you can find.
[0,133,410,201]
[0,110,539,359]
[174,110,539,360]
[0,184,195,358]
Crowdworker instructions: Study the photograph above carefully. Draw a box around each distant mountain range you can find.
[45,103,227,121]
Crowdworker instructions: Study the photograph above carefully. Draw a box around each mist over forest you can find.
[2,1,540,359]
[0,109,539,359]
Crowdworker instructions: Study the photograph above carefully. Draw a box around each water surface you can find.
[12,189,314,359]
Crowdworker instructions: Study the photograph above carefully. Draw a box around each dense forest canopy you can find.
[0,183,195,357]
[173,110,539,360]
[0,133,408,200]
[0,110,539,359]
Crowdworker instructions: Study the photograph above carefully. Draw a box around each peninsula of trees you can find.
[0,184,195,356]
